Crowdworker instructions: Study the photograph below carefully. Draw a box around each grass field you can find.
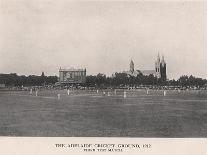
[1,89,207,137]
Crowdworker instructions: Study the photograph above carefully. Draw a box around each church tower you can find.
[130,60,134,73]
[155,53,167,80]
[160,55,167,80]
[155,53,161,78]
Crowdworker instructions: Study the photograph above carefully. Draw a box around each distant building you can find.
[123,53,167,80]
[130,60,134,73]
[155,54,167,80]
[59,68,86,84]
[41,72,45,77]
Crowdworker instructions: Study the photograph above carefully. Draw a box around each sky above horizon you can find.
[1,1,207,79]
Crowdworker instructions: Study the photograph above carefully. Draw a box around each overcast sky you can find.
[0,1,207,79]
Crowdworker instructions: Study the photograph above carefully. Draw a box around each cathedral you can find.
[123,54,167,80]
[155,54,167,80]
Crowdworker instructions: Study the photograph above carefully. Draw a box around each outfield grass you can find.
[1,89,207,137]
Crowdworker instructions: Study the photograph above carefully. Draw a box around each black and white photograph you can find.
[1,0,207,140]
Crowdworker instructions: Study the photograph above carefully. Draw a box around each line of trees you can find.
[86,73,207,88]
[168,75,207,87]
[0,72,207,87]
[0,73,58,86]
[86,73,165,87]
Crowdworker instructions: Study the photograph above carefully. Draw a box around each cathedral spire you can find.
[157,52,160,62]
[161,55,166,66]
[130,59,134,73]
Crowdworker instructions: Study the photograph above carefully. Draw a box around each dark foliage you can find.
[0,73,58,86]
[86,73,207,87]
[1,72,207,87]
[86,72,162,87]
